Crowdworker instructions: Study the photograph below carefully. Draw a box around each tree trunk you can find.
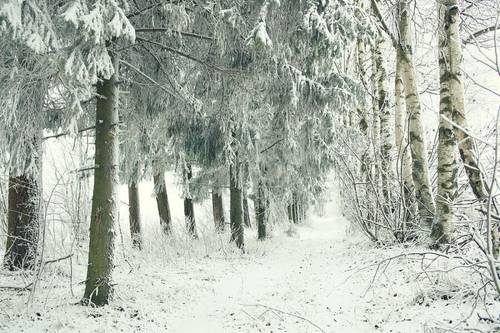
[83,54,119,306]
[431,2,459,244]
[370,46,382,216]
[395,42,418,236]
[153,166,172,234]
[357,40,369,136]
[243,188,251,228]
[357,37,376,229]
[128,178,142,249]
[439,1,489,203]
[184,164,197,238]
[255,181,267,240]
[441,0,499,255]
[374,38,396,206]
[398,0,436,227]
[4,172,40,270]
[212,188,225,232]
[229,163,244,249]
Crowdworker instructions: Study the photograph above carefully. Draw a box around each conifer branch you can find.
[135,28,213,41]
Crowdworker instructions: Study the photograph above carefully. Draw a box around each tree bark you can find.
[370,46,382,214]
[212,188,225,232]
[395,39,418,236]
[287,204,294,224]
[4,172,40,270]
[83,54,119,306]
[255,181,267,240]
[357,37,376,229]
[184,164,197,239]
[397,0,436,226]
[153,166,172,234]
[374,38,396,206]
[4,71,43,270]
[128,178,142,249]
[431,2,460,244]
[243,188,251,228]
[230,163,244,249]
[443,2,488,202]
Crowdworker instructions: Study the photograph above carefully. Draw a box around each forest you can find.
[0,0,499,332]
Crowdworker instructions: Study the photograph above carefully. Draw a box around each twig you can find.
[135,28,213,41]
[241,304,326,333]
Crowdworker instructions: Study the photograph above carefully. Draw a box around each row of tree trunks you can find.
[288,195,305,225]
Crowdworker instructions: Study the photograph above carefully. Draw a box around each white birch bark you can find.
[398,0,436,226]
[431,2,459,244]
[374,38,396,205]
[395,51,417,234]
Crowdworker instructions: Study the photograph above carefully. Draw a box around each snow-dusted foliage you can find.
[61,0,135,84]
[1,0,498,329]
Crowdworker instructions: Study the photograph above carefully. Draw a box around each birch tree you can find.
[431,1,460,244]
[372,0,436,226]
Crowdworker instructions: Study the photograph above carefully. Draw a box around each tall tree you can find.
[83,53,120,305]
[394,51,417,235]
[431,1,459,244]
[373,37,395,208]
[391,0,436,226]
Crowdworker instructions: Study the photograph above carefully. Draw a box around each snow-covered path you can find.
[164,211,370,333]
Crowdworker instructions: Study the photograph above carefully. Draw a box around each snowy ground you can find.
[1,192,499,332]
[0,142,499,332]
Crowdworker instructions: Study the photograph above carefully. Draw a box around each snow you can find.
[0,144,499,332]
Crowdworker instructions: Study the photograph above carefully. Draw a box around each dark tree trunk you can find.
[243,188,251,228]
[255,182,267,240]
[184,164,197,238]
[292,201,299,224]
[83,54,119,306]
[128,179,142,249]
[212,188,225,232]
[153,168,172,234]
[230,164,244,250]
[4,172,39,270]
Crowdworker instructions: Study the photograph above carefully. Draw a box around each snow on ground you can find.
[0,144,499,332]
[1,193,498,332]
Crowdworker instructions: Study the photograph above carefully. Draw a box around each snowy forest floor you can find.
[1,176,499,332]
